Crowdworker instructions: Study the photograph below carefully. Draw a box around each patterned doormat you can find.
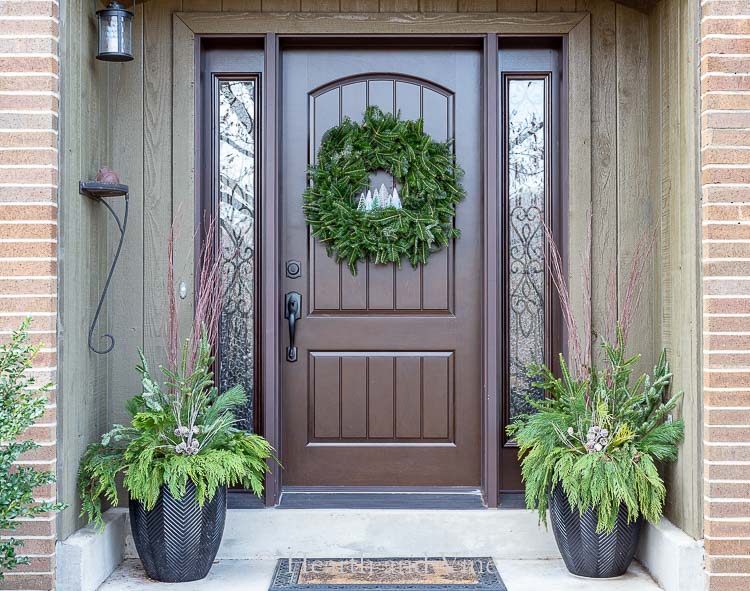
[269,557,506,591]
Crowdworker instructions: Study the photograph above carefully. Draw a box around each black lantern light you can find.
[96,1,134,62]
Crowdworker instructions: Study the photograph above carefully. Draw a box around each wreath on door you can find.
[303,106,465,275]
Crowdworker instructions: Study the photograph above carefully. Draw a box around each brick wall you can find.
[702,1,750,590]
[0,0,59,590]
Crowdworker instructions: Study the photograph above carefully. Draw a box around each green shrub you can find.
[0,319,65,578]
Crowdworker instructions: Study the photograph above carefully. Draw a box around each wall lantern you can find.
[96,1,134,62]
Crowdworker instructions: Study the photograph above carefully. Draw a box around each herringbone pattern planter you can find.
[129,482,227,582]
[549,485,642,578]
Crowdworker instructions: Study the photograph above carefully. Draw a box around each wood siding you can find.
[57,1,110,539]
[55,0,700,534]
[650,0,702,539]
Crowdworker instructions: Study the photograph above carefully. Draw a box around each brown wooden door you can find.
[280,45,483,487]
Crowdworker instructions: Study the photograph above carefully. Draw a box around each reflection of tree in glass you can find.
[508,79,546,421]
[218,80,256,431]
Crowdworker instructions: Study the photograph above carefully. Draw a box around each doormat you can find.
[269,557,506,591]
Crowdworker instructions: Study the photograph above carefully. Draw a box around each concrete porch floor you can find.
[98,558,662,590]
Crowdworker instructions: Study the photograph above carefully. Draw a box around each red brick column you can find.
[702,1,750,590]
[0,1,59,590]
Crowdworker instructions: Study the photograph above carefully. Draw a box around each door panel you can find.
[281,47,482,486]
[307,351,454,443]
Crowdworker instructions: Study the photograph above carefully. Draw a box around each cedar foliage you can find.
[303,106,465,274]
[78,328,276,528]
[0,319,65,577]
[507,326,684,533]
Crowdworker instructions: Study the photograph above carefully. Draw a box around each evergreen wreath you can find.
[303,106,465,275]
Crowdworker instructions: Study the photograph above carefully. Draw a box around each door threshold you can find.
[277,486,486,509]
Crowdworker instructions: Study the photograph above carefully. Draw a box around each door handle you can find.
[285,292,301,362]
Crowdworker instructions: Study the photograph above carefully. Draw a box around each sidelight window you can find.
[506,76,549,423]
[500,40,561,460]
[216,76,259,431]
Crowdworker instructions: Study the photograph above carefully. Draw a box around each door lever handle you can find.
[285,292,301,362]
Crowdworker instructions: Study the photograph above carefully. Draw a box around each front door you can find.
[280,45,483,487]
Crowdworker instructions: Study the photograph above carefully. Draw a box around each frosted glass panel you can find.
[218,79,256,431]
[508,78,546,421]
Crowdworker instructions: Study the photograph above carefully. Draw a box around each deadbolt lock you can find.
[286,260,301,279]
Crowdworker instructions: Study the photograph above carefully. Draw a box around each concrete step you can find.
[99,558,663,591]
[123,508,562,561]
[60,509,700,591]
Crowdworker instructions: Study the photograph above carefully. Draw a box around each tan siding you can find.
[649,0,702,541]
[538,0,576,10]
[107,1,147,453]
[143,0,182,371]
[340,0,380,11]
[617,5,656,379]
[302,0,342,10]
[497,0,537,10]
[421,0,460,11]
[263,0,301,10]
[185,0,223,9]
[459,0,498,10]
[379,0,420,10]
[222,0,262,9]
[57,0,111,544]
[578,0,617,348]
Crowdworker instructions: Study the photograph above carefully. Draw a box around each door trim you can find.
[178,11,587,35]
[174,12,591,508]
[482,33,500,508]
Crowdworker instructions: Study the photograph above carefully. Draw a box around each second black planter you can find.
[549,485,642,578]
[129,481,227,583]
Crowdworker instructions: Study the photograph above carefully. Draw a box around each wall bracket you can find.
[79,181,129,354]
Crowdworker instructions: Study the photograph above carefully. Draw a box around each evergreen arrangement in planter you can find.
[0,320,65,579]
[79,329,274,582]
[509,330,684,577]
[78,224,277,583]
[511,329,684,532]
[508,228,685,578]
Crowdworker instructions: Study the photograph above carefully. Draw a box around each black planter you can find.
[549,485,642,578]
[129,482,227,583]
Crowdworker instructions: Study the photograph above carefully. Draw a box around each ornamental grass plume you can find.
[541,216,657,377]
[166,218,225,374]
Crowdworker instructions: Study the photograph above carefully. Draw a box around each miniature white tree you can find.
[372,187,381,209]
[379,183,389,208]
[391,186,402,209]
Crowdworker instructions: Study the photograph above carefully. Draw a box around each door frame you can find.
[174,10,591,508]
